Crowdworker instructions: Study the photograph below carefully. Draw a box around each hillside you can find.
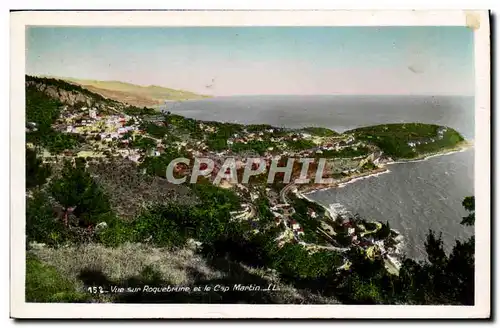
[24,76,474,306]
[44,76,212,107]
[347,123,467,159]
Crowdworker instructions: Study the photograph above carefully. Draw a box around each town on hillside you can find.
[27,95,408,274]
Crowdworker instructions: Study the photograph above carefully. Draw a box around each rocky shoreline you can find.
[299,141,472,196]
[298,166,389,195]
[287,142,472,272]
[388,140,472,164]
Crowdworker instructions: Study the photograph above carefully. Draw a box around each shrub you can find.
[49,160,112,226]
[26,191,74,247]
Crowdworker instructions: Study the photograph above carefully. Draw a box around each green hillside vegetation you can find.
[26,254,90,302]
[24,76,474,305]
[301,126,339,137]
[348,123,465,159]
[25,84,81,154]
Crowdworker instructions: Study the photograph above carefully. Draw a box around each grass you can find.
[26,254,90,303]
[28,243,224,286]
[27,243,342,304]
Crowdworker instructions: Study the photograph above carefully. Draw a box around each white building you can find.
[128,154,141,163]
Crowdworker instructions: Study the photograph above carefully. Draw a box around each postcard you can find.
[10,10,490,319]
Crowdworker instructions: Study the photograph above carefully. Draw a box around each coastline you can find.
[290,140,472,264]
[301,140,473,196]
[387,140,473,165]
[299,166,389,196]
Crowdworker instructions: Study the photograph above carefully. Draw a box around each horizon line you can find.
[27,74,474,98]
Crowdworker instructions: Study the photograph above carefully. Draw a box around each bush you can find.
[133,203,192,247]
[26,148,51,189]
[26,191,74,247]
[49,160,112,226]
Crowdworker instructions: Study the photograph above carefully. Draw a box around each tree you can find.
[131,136,156,152]
[395,195,475,305]
[461,196,475,226]
[26,148,51,189]
[49,160,111,226]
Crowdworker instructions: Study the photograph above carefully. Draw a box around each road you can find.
[280,183,296,204]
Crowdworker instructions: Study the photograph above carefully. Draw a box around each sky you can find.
[26,26,474,96]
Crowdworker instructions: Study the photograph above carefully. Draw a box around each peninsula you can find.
[25,75,470,302]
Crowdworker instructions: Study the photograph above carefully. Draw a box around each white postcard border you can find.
[10,10,491,319]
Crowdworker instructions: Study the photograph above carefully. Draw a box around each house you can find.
[272,211,284,218]
[128,154,141,163]
[290,220,300,231]
[307,208,318,218]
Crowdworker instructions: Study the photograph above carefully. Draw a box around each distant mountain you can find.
[41,76,212,107]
